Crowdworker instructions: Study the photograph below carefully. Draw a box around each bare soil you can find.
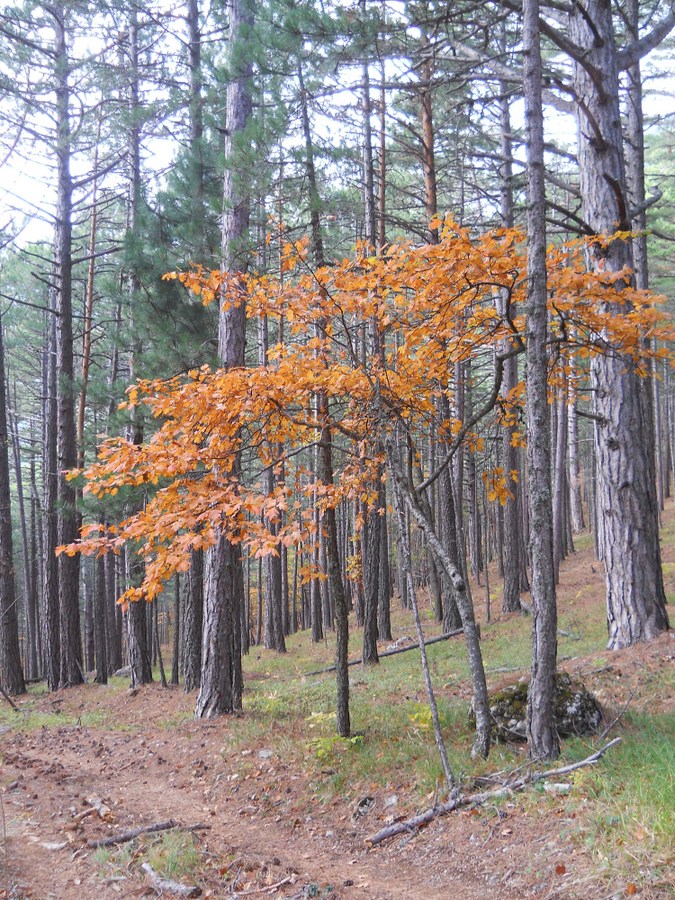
[1,533,673,900]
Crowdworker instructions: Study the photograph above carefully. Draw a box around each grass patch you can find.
[564,714,674,891]
[92,843,134,879]
[145,830,201,881]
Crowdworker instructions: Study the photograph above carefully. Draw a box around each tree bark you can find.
[49,3,82,688]
[570,0,669,648]
[523,0,559,761]
[183,549,203,691]
[195,0,252,718]
[498,56,526,612]
[0,314,25,695]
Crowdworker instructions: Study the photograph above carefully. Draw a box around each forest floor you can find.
[1,514,674,900]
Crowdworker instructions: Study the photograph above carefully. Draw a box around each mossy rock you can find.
[488,673,603,742]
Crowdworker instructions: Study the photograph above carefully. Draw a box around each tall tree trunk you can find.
[8,394,36,676]
[104,551,122,674]
[28,424,41,679]
[570,0,668,648]
[523,0,559,761]
[498,57,526,612]
[51,3,82,688]
[183,549,203,691]
[171,575,180,685]
[0,314,25,695]
[552,387,570,582]
[195,0,253,718]
[124,11,152,687]
[359,11,380,665]
[94,554,107,683]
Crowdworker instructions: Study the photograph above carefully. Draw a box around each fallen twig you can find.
[597,688,636,743]
[366,738,622,846]
[304,629,463,676]
[0,684,19,712]
[141,861,201,897]
[86,819,210,849]
[235,875,293,895]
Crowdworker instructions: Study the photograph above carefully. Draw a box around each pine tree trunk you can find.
[50,4,82,688]
[104,549,122,674]
[570,0,669,648]
[94,554,107,684]
[196,0,252,718]
[523,0,559,761]
[183,549,203,691]
[377,497,393,642]
[0,315,25,695]
[171,575,180,686]
[498,70,526,612]
[125,595,152,688]
[42,206,59,690]
[8,395,36,677]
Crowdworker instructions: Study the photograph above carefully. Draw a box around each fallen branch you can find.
[0,684,20,712]
[366,737,621,846]
[86,819,210,849]
[141,862,201,897]
[236,875,293,895]
[304,629,463,676]
[72,795,113,825]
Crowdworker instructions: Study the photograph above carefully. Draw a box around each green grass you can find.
[563,714,674,892]
[2,516,673,896]
[146,830,201,881]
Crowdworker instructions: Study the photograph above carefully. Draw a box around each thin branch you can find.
[86,820,210,849]
[366,738,622,846]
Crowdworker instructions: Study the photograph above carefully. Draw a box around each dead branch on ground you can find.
[86,819,210,849]
[366,738,621,846]
[304,629,463,676]
[141,861,201,897]
[0,684,19,712]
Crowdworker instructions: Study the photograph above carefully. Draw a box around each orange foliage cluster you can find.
[59,221,673,605]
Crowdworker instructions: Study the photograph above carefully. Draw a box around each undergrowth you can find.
[1,509,673,897]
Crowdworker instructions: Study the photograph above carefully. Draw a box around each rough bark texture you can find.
[42,313,60,690]
[125,596,153,688]
[183,549,203,692]
[197,535,244,716]
[523,0,559,761]
[94,554,107,684]
[0,316,25,695]
[498,72,525,612]
[570,0,668,649]
[319,415,350,738]
[195,0,252,718]
[51,4,82,688]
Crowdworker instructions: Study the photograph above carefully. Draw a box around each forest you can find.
[0,0,674,896]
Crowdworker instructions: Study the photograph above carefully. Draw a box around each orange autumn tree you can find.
[61,220,672,742]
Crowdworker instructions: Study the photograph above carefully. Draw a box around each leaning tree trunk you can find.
[523,0,559,761]
[386,444,490,759]
[570,0,669,648]
[195,0,252,718]
[0,314,25,695]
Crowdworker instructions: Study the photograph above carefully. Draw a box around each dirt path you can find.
[1,693,519,900]
[3,628,674,899]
